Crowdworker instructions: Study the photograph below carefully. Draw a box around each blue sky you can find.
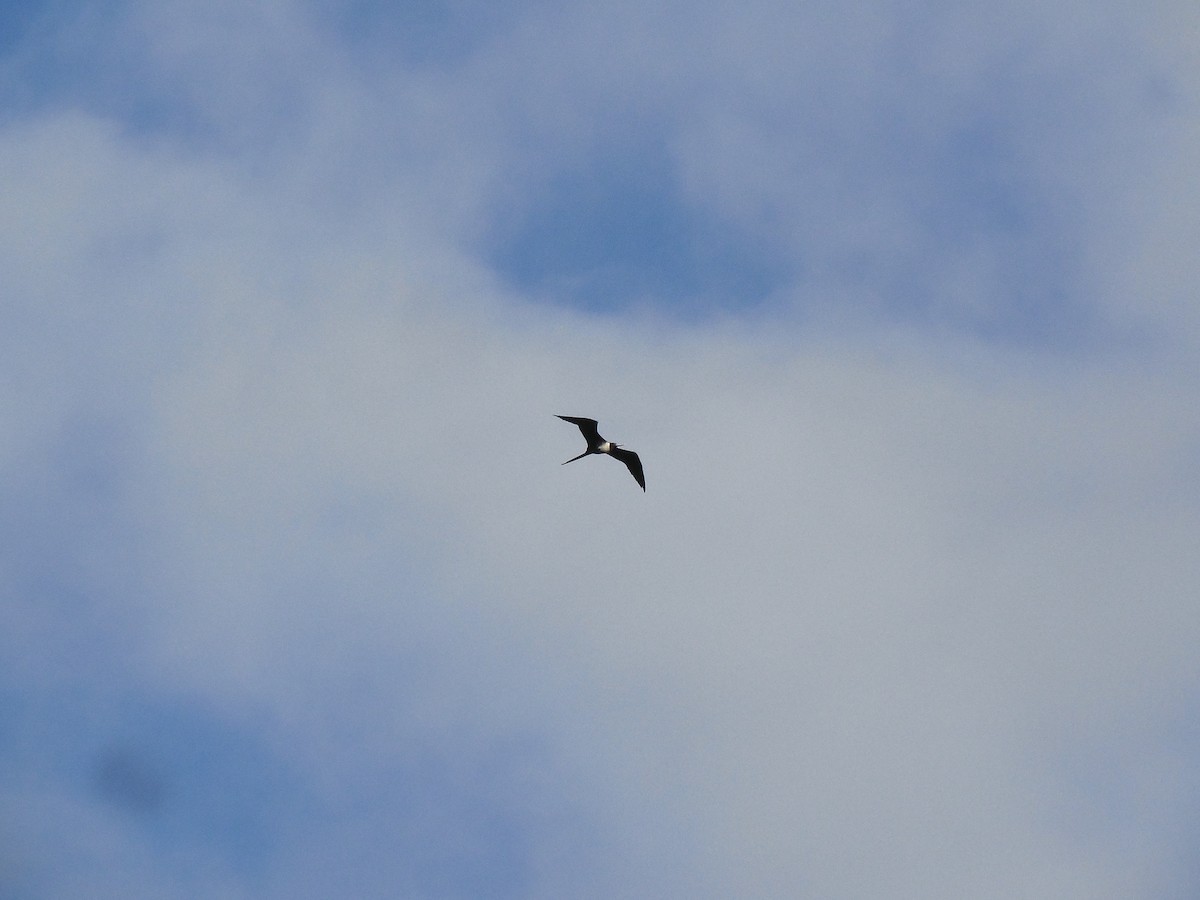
[3,0,1199,897]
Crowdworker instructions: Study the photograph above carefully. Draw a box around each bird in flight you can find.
[557,415,645,491]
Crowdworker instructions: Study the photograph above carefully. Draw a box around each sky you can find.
[2,0,1199,897]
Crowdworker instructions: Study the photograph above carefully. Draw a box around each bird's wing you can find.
[557,415,601,443]
[609,447,645,491]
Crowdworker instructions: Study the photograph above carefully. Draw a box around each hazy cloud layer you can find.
[3,1,1199,897]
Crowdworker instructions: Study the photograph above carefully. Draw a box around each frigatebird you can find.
[557,415,645,491]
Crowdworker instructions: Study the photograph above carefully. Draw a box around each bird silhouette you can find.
[557,415,645,491]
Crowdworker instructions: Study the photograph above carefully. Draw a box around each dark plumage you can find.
[557,415,645,491]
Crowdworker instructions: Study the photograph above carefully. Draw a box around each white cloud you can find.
[2,1,1199,897]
